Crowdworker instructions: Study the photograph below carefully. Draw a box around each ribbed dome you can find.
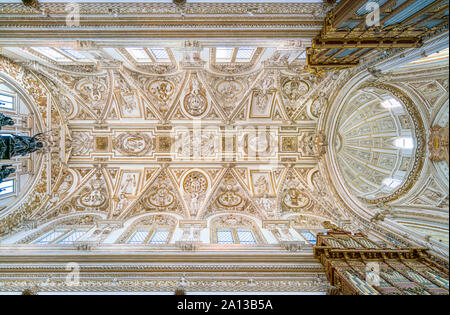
[335,86,416,200]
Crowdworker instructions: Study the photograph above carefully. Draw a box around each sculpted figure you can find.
[0,113,14,129]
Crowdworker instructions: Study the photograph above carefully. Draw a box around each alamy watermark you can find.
[366,2,381,27]
[365,262,381,287]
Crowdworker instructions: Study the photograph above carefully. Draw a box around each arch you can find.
[208,213,266,244]
[116,213,180,244]
[16,212,105,244]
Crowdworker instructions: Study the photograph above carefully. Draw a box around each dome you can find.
[334,86,418,201]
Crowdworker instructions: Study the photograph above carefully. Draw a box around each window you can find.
[0,179,15,197]
[216,228,257,244]
[382,178,402,189]
[33,230,67,245]
[381,98,402,109]
[149,48,170,62]
[0,93,14,110]
[127,229,149,244]
[149,229,170,244]
[126,228,171,244]
[216,47,234,62]
[296,50,307,60]
[216,47,256,62]
[217,229,235,244]
[125,47,152,62]
[60,47,90,61]
[394,137,414,149]
[236,229,256,244]
[31,47,71,62]
[299,231,317,245]
[57,230,86,244]
[235,48,255,62]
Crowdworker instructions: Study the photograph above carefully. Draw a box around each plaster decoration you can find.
[264,221,295,242]
[210,63,255,75]
[256,197,277,218]
[281,78,309,103]
[250,171,275,197]
[241,130,277,158]
[281,188,311,211]
[0,277,329,294]
[298,132,315,157]
[76,174,109,211]
[429,125,449,163]
[70,132,93,156]
[112,132,153,156]
[203,70,259,118]
[173,130,219,159]
[55,171,74,197]
[74,76,109,115]
[114,73,141,118]
[137,171,184,215]
[182,171,208,216]
[118,172,140,196]
[135,71,184,116]
[280,171,312,214]
[183,73,208,117]
[408,81,446,109]
[310,93,328,119]
[291,214,328,229]
[58,94,74,117]
[249,71,276,118]
[403,176,449,210]
[113,194,128,218]
[202,170,259,218]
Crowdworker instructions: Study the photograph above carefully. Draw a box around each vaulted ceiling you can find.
[0,0,448,260]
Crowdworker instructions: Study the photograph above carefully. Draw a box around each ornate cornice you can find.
[0,2,326,39]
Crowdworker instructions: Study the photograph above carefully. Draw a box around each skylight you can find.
[216,48,234,62]
[150,48,170,62]
[125,47,152,62]
[381,98,402,109]
[235,48,255,62]
[31,47,71,62]
[60,47,90,61]
[296,50,307,60]
[394,137,414,149]
[382,178,402,189]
